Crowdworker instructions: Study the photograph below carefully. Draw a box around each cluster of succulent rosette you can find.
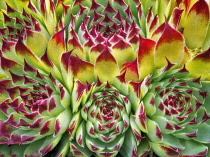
[0,0,210,156]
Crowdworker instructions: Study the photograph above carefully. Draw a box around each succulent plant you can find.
[0,59,71,156]
[0,0,210,157]
[135,61,210,156]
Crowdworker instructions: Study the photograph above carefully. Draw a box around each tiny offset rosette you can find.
[67,75,149,157]
[134,63,210,156]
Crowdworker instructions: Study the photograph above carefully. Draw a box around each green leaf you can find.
[0,144,11,156]
[107,134,125,151]
[142,92,156,116]
[136,138,150,156]
[39,134,62,156]
[60,85,71,108]
[10,144,28,156]
[68,111,82,140]
[86,135,106,152]
[120,127,137,157]
[53,132,70,157]
[130,115,143,145]
[112,75,128,96]
[202,24,210,51]
[135,103,147,133]
[76,121,86,147]
[146,118,162,143]
[173,127,197,140]
[71,80,87,113]
[193,122,210,143]
[86,121,98,139]
[162,134,185,151]
[24,139,43,157]
[48,95,64,116]
[69,140,93,157]
[128,82,141,111]
[179,140,208,156]
[151,116,175,134]
[150,142,180,157]
[54,108,71,136]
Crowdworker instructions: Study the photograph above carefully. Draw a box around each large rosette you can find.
[135,63,210,156]
[67,75,150,157]
[0,59,71,156]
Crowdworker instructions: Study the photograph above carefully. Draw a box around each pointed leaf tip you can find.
[47,27,66,69]
[95,47,119,82]
[69,56,95,83]
[186,48,210,79]
[121,59,139,81]
[155,22,184,69]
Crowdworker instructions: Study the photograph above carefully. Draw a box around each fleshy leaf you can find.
[39,135,62,156]
[69,141,93,157]
[142,92,156,116]
[146,118,162,143]
[154,22,184,69]
[138,36,156,80]
[169,7,183,29]
[136,138,150,157]
[186,48,210,79]
[95,46,119,83]
[183,0,210,49]
[86,135,106,152]
[121,59,139,81]
[47,27,66,70]
[69,56,95,83]
[67,36,85,60]
[24,139,43,156]
[1,39,20,63]
[60,50,74,91]
[193,122,210,143]
[24,29,48,57]
[71,80,89,113]
[0,56,23,75]
[202,23,210,51]
[152,116,175,134]
[15,39,44,71]
[75,121,86,147]
[120,128,137,157]
[8,144,28,156]
[179,140,208,156]
[89,43,106,64]
[135,102,147,133]
[54,108,71,136]
[128,81,141,111]
[111,39,135,67]
[112,72,128,96]
[150,142,180,157]
[52,132,70,157]
[67,112,82,140]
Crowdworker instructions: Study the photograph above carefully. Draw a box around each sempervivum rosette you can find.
[131,20,210,156]
[0,26,72,155]
[67,78,147,157]
[135,64,210,156]
[0,68,71,156]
